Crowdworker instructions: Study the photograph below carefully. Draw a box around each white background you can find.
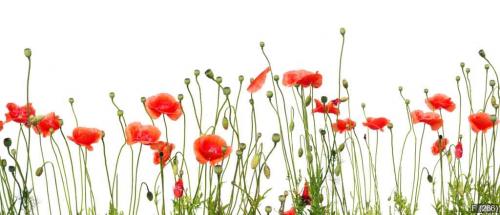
[1,1,500,214]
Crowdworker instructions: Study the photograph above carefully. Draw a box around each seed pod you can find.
[147,191,153,201]
[272,133,281,143]
[265,206,272,214]
[4,138,12,148]
[24,48,32,58]
[266,91,273,99]
[194,69,200,76]
[306,152,313,164]
[427,175,433,183]
[184,78,191,85]
[222,117,229,130]
[298,148,304,157]
[264,165,271,179]
[214,165,223,175]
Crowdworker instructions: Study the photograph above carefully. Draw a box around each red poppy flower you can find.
[68,127,103,151]
[431,137,448,155]
[468,112,496,133]
[0,120,4,132]
[301,181,311,205]
[282,207,296,215]
[313,99,339,115]
[125,122,161,145]
[411,110,443,131]
[33,112,61,137]
[194,135,231,165]
[247,66,271,93]
[332,118,356,133]
[173,178,184,199]
[363,117,390,131]
[282,70,322,88]
[5,103,35,124]
[425,93,456,112]
[455,142,463,159]
[151,141,175,166]
[145,93,182,121]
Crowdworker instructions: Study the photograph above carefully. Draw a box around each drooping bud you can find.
[222,117,229,130]
[479,49,486,58]
[35,167,43,176]
[342,79,348,88]
[147,191,153,201]
[264,165,271,179]
[205,69,214,79]
[427,174,433,183]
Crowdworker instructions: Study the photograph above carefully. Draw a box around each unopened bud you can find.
[223,87,231,96]
[260,41,265,48]
[306,152,313,163]
[320,96,327,104]
[466,68,470,74]
[178,94,184,101]
[339,27,346,36]
[490,80,496,87]
[141,97,146,103]
[305,95,312,106]
[264,165,271,179]
[273,75,279,81]
[239,143,246,151]
[251,153,260,169]
[427,175,433,183]
[109,92,115,99]
[460,62,465,68]
[69,97,75,104]
[398,86,403,92]
[8,166,15,173]
[485,64,490,70]
[338,143,345,152]
[4,138,12,148]
[36,167,43,176]
[424,88,429,94]
[24,48,32,58]
[289,121,295,131]
[334,165,341,176]
[147,191,153,201]
[340,97,348,102]
[216,76,223,84]
[455,76,460,82]
[266,91,273,99]
[117,110,124,117]
[0,159,6,168]
[298,148,304,157]
[361,103,366,109]
[222,117,229,130]
[388,123,393,129]
[265,206,272,214]
[342,79,348,88]
[239,75,244,82]
[272,133,281,143]
[405,99,410,105]
[279,195,286,203]
[479,49,486,58]
[205,69,214,79]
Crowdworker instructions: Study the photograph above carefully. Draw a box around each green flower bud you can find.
[460,62,465,68]
[455,76,460,82]
[264,165,271,179]
[109,92,115,99]
[69,97,75,104]
[398,86,403,92]
[222,117,229,130]
[466,68,470,74]
[424,88,429,94]
[289,121,295,131]
[279,195,286,203]
[306,152,313,164]
[265,206,272,214]
[405,99,410,105]
[36,167,43,177]
[178,94,184,101]
[4,138,12,148]
[205,69,214,79]
[479,49,486,58]
[194,69,200,76]
[251,153,260,169]
[298,148,304,157]
[0,159,6,168]
[342,79,348,88]
[334,165,341,176]
[147,191,153,201]
[340,97,349,102]
[338,143,345,152]
[260,41,265,48]
[273,75,279,81]
[491,96,497,107]
[272,133,281,143]
[238,75,244,83]
[216,76,223,84]
[387,123,393,129]
[427,174,433,183]
[184,78,191,85]
[236,150,243,157]
[361,103,366,109]
[319,129,326,136]
[446,150,452,163]
[8,166,15,173]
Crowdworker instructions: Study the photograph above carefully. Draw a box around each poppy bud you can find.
[239,143,246,151]
[490,80,496,87]
[260,41,265,48]
[361,103,366,109]
[0,159,6,168]
[340,97,349,102]
[117,110,124,117]
[178,94,184,101]
[479,49,486,58]
[223,87,231,96]
[289,121,295,131]
[304,95,311,106]
[491,96,497,107]
[342,79,348,88]
[446,150,452,163]
[455,76,460,82]
[35,167,43,176]
[265,206,272,214]
[427,174,433,183]
[266,91,273,99]
[214,165,223,175]
[236,150,243,157]
[264,165,271,179]
[24,48,32,58]
[257,132,262,139]
[490,115,497,123]
[147,191,153,201]
[320,96,328,104]
[340,27,346,36]
[251,153,260,169]
[466,68,470,74]
[29,115,44,126]
[194,69,200,77]
[460,62,465,68]
[11,149,16,157]
[398,86,403,92]
[387,123,393,129]
[184,78,191,85]
[216,76,223,84]
[338,143,345,152]
[485,64,490,70]
[4,138,12,148]
[222,117,229,130]
[8,166,15,173]
[109,92,115,99]
[405,99,410,105]
[424,88,429,94]
[141,97,146,103]
[298,147,304,157]
[334,164,341,176]
[238,75,244,83]
[172,158,178,176]
[69,97,75,104]
[272,133,281,143]
[273,75,279,81]
[205,69,214,79]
